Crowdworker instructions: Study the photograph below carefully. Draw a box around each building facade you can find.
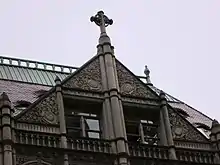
[0,11,220,165]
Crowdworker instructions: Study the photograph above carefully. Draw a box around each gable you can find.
[17,92,59,125]
[116,60,159,99]
[62,57,102,92]
[168,108,208,142]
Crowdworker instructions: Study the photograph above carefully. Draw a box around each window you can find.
[66,112,101,139]
[126,119,158,145]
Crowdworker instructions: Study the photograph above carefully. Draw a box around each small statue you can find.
[144,65,152,84]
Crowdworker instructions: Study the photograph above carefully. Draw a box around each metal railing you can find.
[0,56,78,73]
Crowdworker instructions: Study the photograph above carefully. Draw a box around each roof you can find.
[0,55,213,136]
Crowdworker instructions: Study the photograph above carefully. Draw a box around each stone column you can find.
[99,35,128,165]
[0,92,14,165]
[99,48,115,140]
[91,11,129,165]
[159,110,168,146]
[160,91,176,160]
[210,119,220,164]
[55,77,69,165]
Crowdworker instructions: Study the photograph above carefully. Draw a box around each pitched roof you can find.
[0,55,213,136]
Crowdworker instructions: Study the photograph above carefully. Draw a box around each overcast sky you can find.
[0,1,220,121]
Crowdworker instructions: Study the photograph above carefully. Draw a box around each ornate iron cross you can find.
[90,11,113,33]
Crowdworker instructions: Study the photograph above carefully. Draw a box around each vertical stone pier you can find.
[0,92,14,165]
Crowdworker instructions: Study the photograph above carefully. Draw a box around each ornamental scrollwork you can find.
[63,58,102,92]
[18,93,59,125]
[168,108,207,142]
[116,61,158,99]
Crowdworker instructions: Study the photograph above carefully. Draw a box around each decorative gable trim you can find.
[17,92,59,125]
[116,60,159,99]
[62,56,102,92]
[168,108,208,142]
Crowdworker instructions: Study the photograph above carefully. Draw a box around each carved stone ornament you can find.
[116,61,158,99]
[18,93,59,125]
[121,97,160,106]
[168,108,207,142]
[68,152,112,165]
[63,58,102,92]
[16,154,52,165]
[63,90,103,99]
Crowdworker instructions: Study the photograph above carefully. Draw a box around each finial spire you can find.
[144,65,152,85]
[90,11,113,34]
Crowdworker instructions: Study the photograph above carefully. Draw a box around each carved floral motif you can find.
[18,93,59,125]
[116,61,157,99]
[168,108,207,142]
[63,58,102,92]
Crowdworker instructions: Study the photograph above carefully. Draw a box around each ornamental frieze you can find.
[16,153,54,165]
[168,108,207,142]
[116,61,158,99]
[121,97,160,106]
[62,89,103,99]
[18,93,59,125]
[63,58,102,92]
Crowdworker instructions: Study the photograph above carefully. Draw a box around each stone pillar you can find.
[99,38,129,165]
[91,11,129,165]
[0,92,14,165]
[159,110,168,146]
[99,49,115,140]
[210,119,220,164]
[160,91,176,160]
[55,77,69,165]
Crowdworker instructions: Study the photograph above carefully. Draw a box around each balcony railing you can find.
[176,148,215,164]
[67,137,111,154]
[129,143,216,164]
[129,143,169,159]
[15,131,60,148]
[15,131,112,154]
[15,131,216,164]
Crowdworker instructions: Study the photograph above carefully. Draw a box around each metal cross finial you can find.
[90,11,113,33]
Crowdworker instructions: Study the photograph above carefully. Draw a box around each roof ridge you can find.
[148,85,213,122]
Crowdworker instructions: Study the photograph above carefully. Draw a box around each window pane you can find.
[66,116,80,128]
[85,119,100,131]
[67,128,81,138]
[88,132,100,139]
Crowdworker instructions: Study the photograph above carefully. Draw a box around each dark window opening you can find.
[66,112,101,139]
[14,100,31,110]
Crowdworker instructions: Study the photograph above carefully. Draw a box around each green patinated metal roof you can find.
[0,56,78,86]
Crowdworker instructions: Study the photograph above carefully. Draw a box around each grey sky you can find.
[0,1,220,121]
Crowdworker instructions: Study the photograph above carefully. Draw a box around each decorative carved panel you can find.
[116,61,158,99]
[68,152,112,165]
[63,58,102,92]
[18,93,59,125]
[168,108,207,142]
[16,147,59,165]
